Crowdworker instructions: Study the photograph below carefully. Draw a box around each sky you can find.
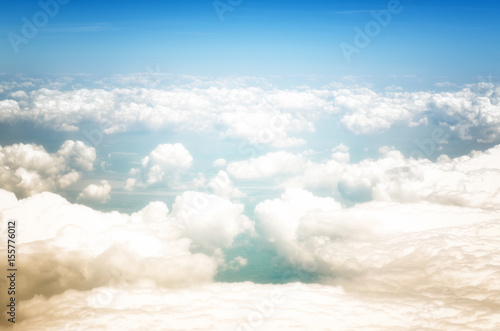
[1,0,499,80]
[1,0,500,330]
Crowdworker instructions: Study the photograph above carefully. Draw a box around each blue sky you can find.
[1,0,499,81]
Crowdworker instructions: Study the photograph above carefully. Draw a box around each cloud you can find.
[429,83,500,142]
[207,170,245,199]
[332,87,430,134]
[254,188,500,327]
[253,144,500,316]
[9,278,500,330]
[434,81,457,88]
[0,140,95,198]
[77,180,112,204]
[2,79,500,143]
[330,83,500,142]
[125,143,193,190]
[218,111,310,147]
[284,143,500,209]
[0,188,253,304]
[192,170,245,200]
[0,99,21,122]
[169,191,254,253]
[213,158,227,167]
[8,84,324,146]
[227,151,306,179]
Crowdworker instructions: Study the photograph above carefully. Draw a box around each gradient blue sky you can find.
[1,0,499,81]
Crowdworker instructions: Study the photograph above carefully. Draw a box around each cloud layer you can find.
[2,79,500,145]
[8,278,500,330]
[2,76,500,330]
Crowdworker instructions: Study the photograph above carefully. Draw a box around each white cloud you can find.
[0,188,253,302]
[77,180,112,204]
[169,191,254,253]
[255,189,341,245]
[2,80,500,143]
[227,151,306,179]
[207,170,245,199]
[255,189,500,327]
[125,143,193,190]
[191,171,245,200]
[429,84,500,142]
[10,278,500,330]
[10,90,29,98]
[331,87,431,134]
[285,143,500,209]
[213,158,227,167]
[0,99,21,122]
[218,111,311,147]
[9,84,325,146]
[434,81,457,88]
[224,256,248,270]
[0,140,95,197]
[329,84,500,142]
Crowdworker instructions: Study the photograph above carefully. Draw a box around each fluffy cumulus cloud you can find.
[332,87,431,134]
[332,83,500,142]
[125,143,193,190]
[0,188,253,309]
[3,78,499,145]
[192,170,245,202]
[227,151,307,179]
[169,191,254,252]
[429,83,500,142]
[77,180,112,203]
[0,140,95,197]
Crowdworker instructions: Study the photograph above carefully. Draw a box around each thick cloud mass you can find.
[2,80,499,144]
[252,189,500,329]
[0,140,95,197]
[0,189,253,306]
[8,279,500,330]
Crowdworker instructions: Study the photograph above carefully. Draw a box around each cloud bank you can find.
[2,79,499,145]
[0,188,254,307]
